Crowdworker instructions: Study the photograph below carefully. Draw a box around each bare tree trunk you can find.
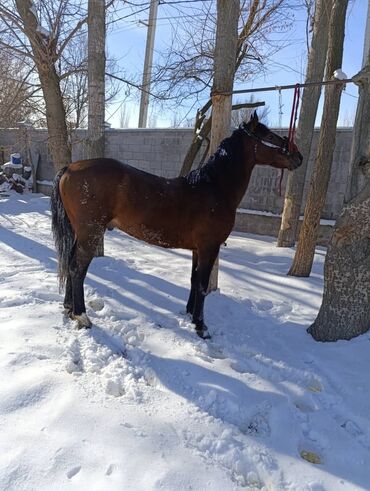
[87,0,106,159]
[308,17,370,341]
[179,103,212,177]
[288,0,349,277]
[39,69,71,169]
[179,0,261,177]
[15,0,71,170]
[207,0,239,292]
[277,0,333,247]
[308,180,370,341]
[345,21,370,201]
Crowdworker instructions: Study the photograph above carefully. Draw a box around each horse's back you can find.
[59,158,187,238]
[65,157,133,179]
[64,157,180,190]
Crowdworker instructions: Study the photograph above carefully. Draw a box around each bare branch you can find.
[57,16,88,59]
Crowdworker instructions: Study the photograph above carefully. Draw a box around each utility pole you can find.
[138,0,158,128]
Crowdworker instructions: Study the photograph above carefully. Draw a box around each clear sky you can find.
[106,0,368,129]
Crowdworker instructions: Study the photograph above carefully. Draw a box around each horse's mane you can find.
[186,128,245,185]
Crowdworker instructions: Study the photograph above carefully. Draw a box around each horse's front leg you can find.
[186,251,198,315]
[69,242,94,328]
[192,246,220,339]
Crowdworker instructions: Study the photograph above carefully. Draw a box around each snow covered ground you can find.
[1,192,370,491]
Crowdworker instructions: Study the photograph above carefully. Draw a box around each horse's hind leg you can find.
[192,245,220,339]
[63,242,76,313]
[69,236,97,328]
[63,274,73,313]
[186,251,198,315]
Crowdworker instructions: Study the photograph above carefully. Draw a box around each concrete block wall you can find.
[0,126,352,220]
[103,129,204,179]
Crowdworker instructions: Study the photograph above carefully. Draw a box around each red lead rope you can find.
[288,83,301,153]
[279,83,301,196]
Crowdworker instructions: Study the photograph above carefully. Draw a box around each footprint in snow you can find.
[299,449,323,465]
[254,299,274,311]
[67,466,81,479]
[341,419,363,438]
[241,408,271,437]
[252,299,293,319]
[298,436,325,465]
[87,297,105,312]
[338,419,370,451]
[106,463,116,476]
[294,397,317,413]
[194,348,223,364]
[230,360,252,374]
[202,343,226,360]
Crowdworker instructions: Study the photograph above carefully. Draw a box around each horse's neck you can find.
[216,149,254,209]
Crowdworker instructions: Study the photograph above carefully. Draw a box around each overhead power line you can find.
[159,0,213,4]
[213,78,355,96]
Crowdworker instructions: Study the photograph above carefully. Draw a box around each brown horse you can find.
[51,112,302,339]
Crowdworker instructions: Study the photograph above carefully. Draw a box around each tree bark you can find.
[87,0,106,159]
[308,181,370,341]
[207,0,239,292]
[39,68,72,169]
[308,13,370,341]
[345,64,370,201]
[288,0,349,277]
[15,0,71,170]
[277,0,333,247]
[179,104,212,177]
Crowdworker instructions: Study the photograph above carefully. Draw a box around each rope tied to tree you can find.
[288,83,301,153]
[278,83,301,196]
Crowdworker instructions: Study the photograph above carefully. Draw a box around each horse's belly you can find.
[113,219,189,249]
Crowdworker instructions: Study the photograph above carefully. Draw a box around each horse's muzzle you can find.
[289,151,303,170]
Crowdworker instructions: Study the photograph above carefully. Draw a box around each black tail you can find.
[50,167,75,290]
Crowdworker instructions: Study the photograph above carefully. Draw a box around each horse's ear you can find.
[250,110,258,121]
[248,110,259,130]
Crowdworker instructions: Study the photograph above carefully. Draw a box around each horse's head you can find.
[239,111,303,171]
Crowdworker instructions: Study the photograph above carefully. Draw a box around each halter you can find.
[241,124,295,196]
[241,125,292,158]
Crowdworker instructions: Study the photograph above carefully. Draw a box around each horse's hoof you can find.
[64,307,73,317]
[196,330,211,340]
[195,325,211,340]
[71,313,92,329]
